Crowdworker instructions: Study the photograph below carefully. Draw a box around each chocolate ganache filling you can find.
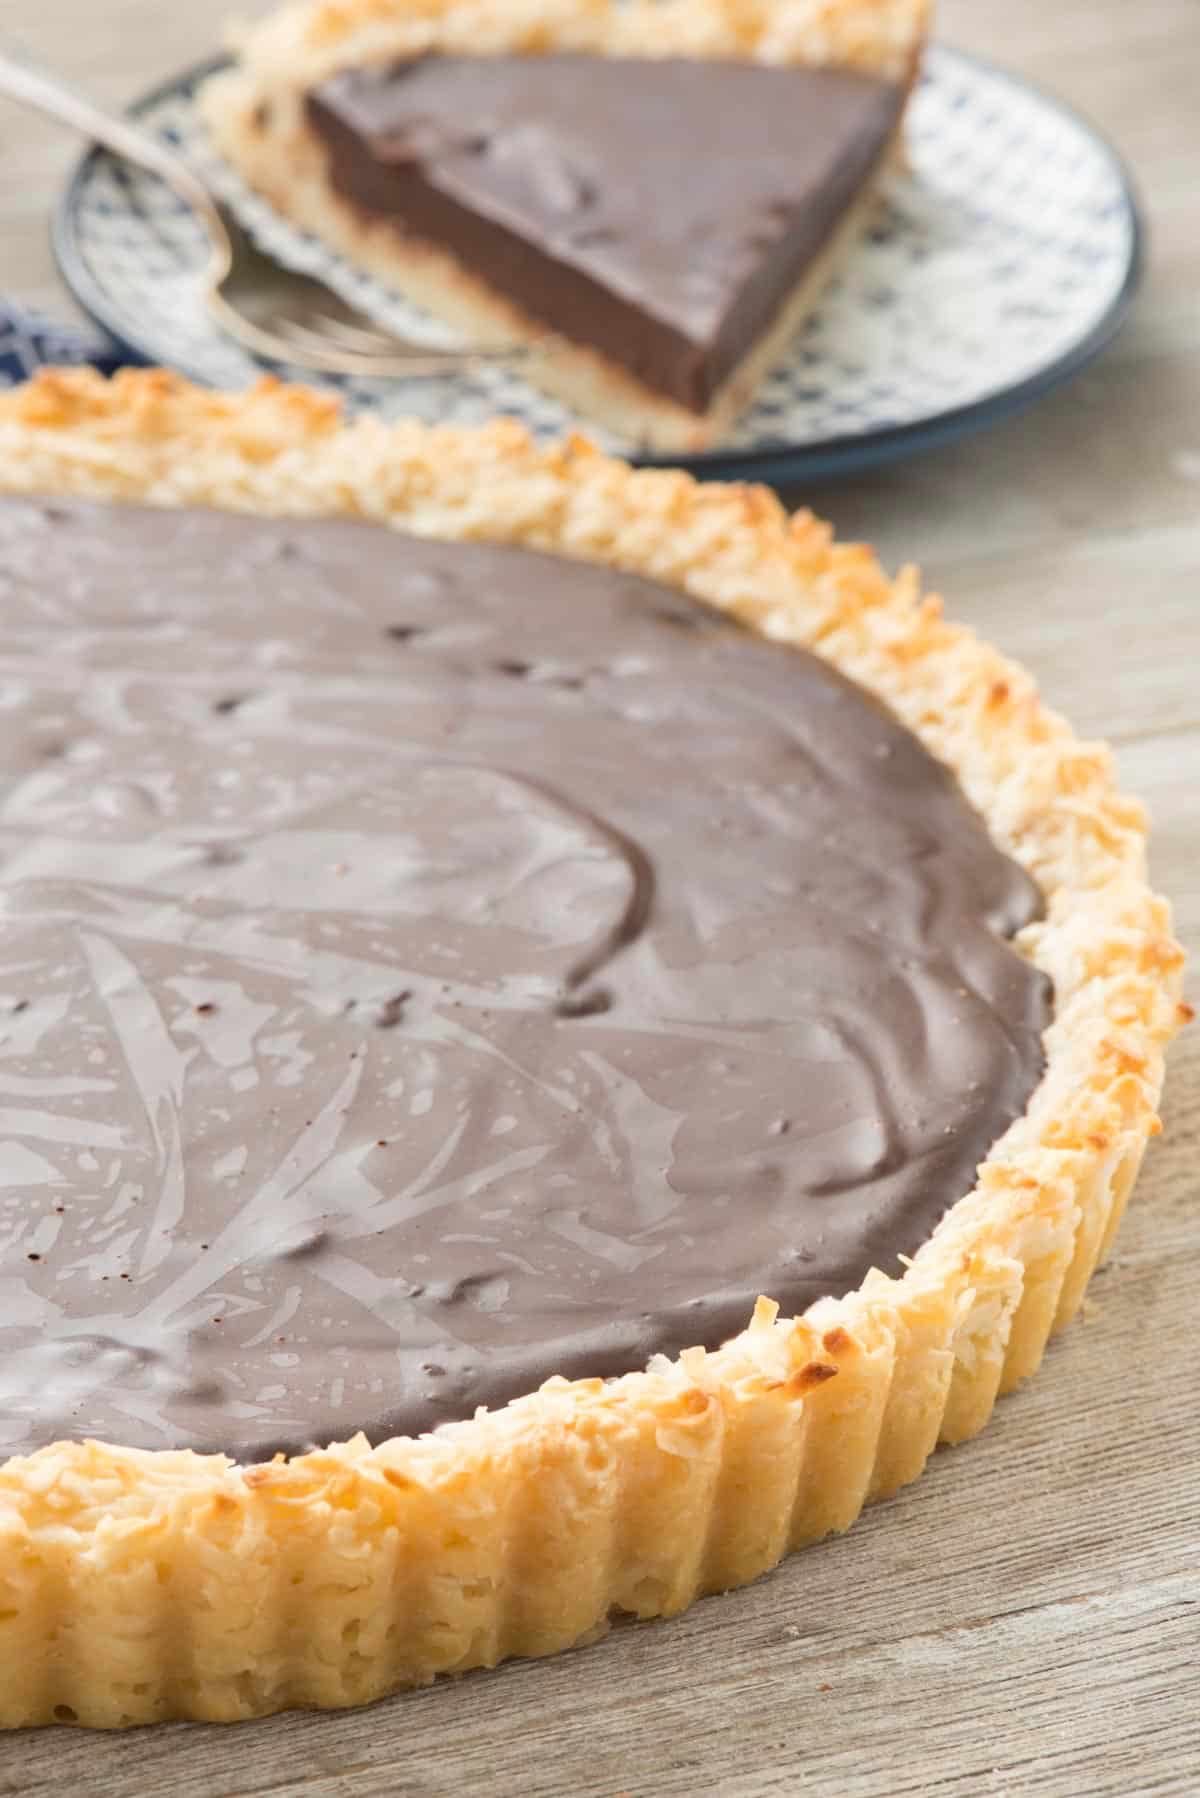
[0,498,1050,1461]
[305,55,905,410]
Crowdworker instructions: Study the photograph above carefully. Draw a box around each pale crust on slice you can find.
[198,0,930,451]
[0,368,1184,1729]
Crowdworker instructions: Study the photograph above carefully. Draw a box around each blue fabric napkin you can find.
[0,298,125,387]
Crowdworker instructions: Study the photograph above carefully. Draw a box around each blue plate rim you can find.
[52,45,1145,487]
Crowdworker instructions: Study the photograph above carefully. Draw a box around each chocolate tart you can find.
[0,369,1183,1729]
[199,0,929,451]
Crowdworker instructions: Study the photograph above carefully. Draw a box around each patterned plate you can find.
[53,45,1142,483]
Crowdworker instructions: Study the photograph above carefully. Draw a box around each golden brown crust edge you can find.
[0,368,1185,1729]
[222,0,932,84]
[197,0,929,449]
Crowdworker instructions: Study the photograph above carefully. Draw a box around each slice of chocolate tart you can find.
[200,0,927,449]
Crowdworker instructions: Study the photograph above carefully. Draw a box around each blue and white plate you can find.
[52,45,1142,483]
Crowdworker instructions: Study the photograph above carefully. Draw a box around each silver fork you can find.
[0,48,535,379]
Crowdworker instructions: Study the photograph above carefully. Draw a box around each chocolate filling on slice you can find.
[305,55,905,411]
[0,498,1050,1461]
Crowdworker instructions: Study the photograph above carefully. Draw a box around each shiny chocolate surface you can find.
[0,498,1048,1459]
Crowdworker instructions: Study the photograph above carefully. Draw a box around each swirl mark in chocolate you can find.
[0,498,1049,1459]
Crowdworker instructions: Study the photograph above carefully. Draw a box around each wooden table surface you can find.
[1,2,1197,1792]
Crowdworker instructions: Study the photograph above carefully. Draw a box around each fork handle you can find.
[0,47,230,276]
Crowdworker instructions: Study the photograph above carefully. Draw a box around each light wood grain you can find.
[0,2,1197,1792]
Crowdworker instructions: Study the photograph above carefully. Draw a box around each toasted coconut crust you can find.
[197,0,929,449]
[0,367,1184,1728]
[223,0,932,84]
